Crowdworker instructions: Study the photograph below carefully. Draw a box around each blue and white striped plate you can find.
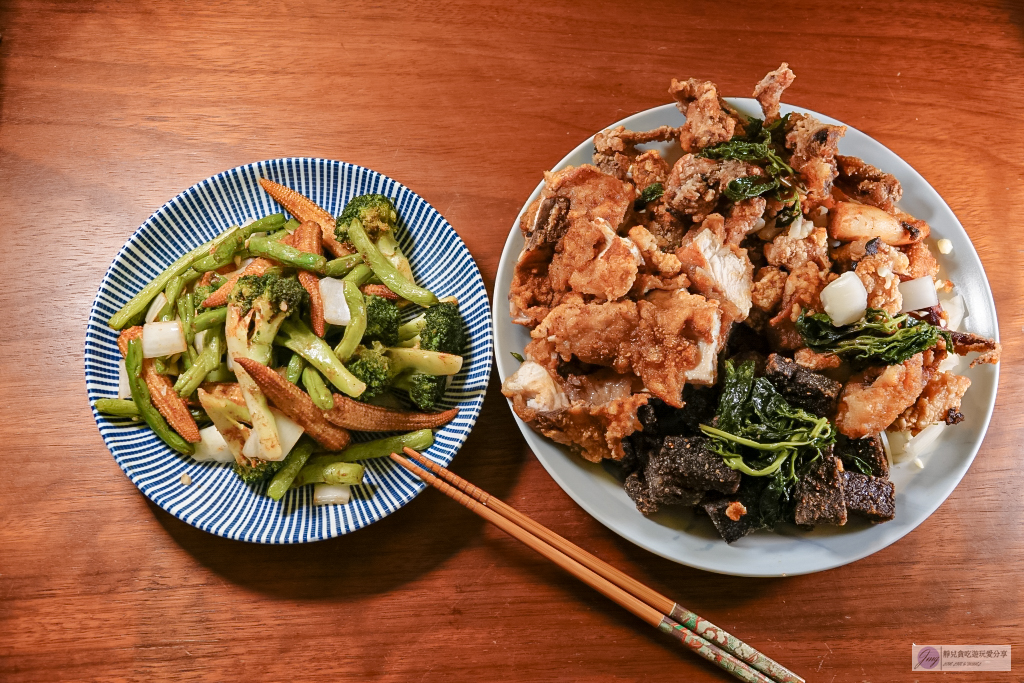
[85,158,493,543]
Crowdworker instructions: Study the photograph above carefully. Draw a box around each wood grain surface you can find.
[1,1,1022,681]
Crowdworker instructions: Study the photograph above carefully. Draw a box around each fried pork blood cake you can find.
[503,62,1000,542]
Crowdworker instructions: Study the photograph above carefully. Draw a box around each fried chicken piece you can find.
[631,149,671,192]
[643,202,690,251]
[831,237,879,271]
[794,347,842,370]
[892,371,971,434]
[764,227,831,271]
[751,266,787,314]
[669,78,742,152]
[593,125,678,181]
[676,224,754,321]
[627,225,689,296]
[724,197,767,246]
[948,331,1002,367]
[855,243,911,315]
[531,299,638,373]
[549,218,641,301]
[902,240,940,280]
[520,196,571,252]
[631,290,723,406]
[501,362,647,461]
[664,154,762,220]
[835,353,925,439]
[836,155,903,214]
[509,244,560,327]
[767,261,830,351]
[541,164,635,232]
[785,113,847,209]
[753,62,795,123]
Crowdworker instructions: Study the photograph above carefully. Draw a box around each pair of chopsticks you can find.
[390,449,804,683]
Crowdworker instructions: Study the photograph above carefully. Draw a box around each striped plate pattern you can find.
[84,158,493,543]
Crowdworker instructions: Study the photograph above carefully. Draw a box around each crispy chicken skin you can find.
[669,78,742,152]
[628,225,689,296]
[593,126,678,181]
[753,62,795,123]
[531,299,638,373]
[631,290,723,407]
[539,164,635,231]
[836,155,903,214]
[549,219,641,301]
[509,244,560,328]
[893,371,971,434]
[836,353,925,439]
[785,113,846,209]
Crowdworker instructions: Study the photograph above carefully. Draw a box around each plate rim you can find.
[492,100,1000,576]
[85,156,493,543]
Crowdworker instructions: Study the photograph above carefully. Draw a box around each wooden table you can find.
[2,1,1022,680]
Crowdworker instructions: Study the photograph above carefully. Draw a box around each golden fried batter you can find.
[753,62,795,123]
[549,219,641,301]
[531,299,638,373]
[836,354,925,439]
[893,371,971,434]
[669,78,741,152]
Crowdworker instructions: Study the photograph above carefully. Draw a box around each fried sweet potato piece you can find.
[117,327,201,443]
[324,395,459,431]
[234,357,351,451]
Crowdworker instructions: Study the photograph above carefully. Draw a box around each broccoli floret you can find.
[335,194,398,242]
[393,372,447,411]
[420,301,465,354]
[193,284,216,309]
[343,343,392,400]
[232,458,285,485]
[363,295,400,347]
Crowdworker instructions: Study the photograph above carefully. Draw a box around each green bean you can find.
[190,408,209,422]
[193,307,227,333]
[192,227,245,272]
[158,271,190,322]
[347,220,438,307]
[293,460,365,489]
[277,318,366,397]
[266,437,317,500]
[174,332,223,397]
[243,213,288,236]
[94,398,141,416]
[342,263,373,286]
[324,254,364,278]
[247,236,326,272]
[285,352,305,384]
[177,292,195,346]
[204,362,233,383]
[267,218,301,241]
[109,225,243,330]
[333,281,365,361]
[301,367,335,410]
[126,338,194,455]
[307,429,434,470]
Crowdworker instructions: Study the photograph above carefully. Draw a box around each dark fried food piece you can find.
[841,470,895,522]
[669,78,743,152]
[764,353,842,418]
[836,155,903,214]
[784,113,846,208]
[752,62,795,123]
[794,452,847,526]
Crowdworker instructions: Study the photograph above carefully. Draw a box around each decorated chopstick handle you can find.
[658,617,774,683]
[669,605,804,683]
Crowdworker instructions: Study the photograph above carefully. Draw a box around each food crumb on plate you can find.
[180,473,192,485]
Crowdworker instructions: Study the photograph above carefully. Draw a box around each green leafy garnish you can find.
[699,126,794,178]
[633,182,664,210]
[721,175,780,202]
[699,360,836,528]
[510,352,525,363]
[796,308,952,366]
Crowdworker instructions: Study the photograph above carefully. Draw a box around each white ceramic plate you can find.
[493,99,1000,576]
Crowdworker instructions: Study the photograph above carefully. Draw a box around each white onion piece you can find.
[901,423,946,465]
[820,271,868,326]
[787,215,814,238]
[193,425,235,463]
[320,277,351,326]
[142,321,187,358]
[145,292,168,323]
[241,217,256,227]
[226,349,234,371]
[117,359,132,399]
[270,408,304,458]
[313,483,351,506]
[886,430,911,462]
[241,429,262,460]
[940,293,966,331]
[194,329,207,353]
[898,277,939,313]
